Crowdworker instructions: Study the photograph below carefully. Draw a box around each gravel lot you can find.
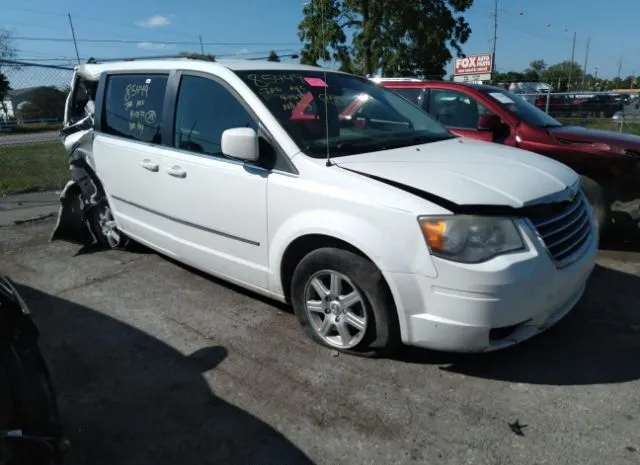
[1,217,639,465]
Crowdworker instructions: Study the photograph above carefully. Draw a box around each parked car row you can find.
[53,57,608,358]
[374,78,640,230]
[535,93,624,118]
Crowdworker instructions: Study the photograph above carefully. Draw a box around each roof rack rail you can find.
[85,53,216,64]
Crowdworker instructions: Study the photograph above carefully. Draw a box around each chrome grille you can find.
[528,191,593,268]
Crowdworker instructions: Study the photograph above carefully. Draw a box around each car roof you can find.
[73,58,347,80]
[377,79,507,93]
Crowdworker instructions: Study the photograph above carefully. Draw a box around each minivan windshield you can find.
[235,70,455,158]
[485,88,563,128]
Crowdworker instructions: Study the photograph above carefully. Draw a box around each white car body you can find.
[55,58,598,354]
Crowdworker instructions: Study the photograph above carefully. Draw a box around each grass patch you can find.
[0,142,69,195]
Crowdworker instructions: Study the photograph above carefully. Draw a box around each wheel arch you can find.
[279,234,379,304]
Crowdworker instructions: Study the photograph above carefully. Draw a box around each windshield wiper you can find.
[305,132,454,157]
[538,123,563,128]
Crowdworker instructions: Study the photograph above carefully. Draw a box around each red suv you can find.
[375,79,640,230]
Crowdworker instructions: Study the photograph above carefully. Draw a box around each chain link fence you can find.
[0,60,73,195]
[514,90,640,135]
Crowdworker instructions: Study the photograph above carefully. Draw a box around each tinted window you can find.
[428,89,492,129]
[392,88,424,106]
[102,74,168,143]
[174,75,257,156]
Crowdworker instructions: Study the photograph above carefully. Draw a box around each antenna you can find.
[319,0,332,167]
[67,13,81,64]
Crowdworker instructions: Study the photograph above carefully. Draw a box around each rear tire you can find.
[88,200,130,249]
[580,175,610,232]
[290,247,401,357]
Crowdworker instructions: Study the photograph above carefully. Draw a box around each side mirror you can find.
[221,127,259,162]
[478,114,502,132]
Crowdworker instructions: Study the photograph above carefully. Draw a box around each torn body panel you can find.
[50,71,105,245]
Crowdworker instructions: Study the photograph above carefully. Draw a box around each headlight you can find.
[418,215,525,263]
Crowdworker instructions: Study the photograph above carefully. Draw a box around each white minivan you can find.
[53,56,598,356]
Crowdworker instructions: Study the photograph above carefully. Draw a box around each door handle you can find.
[166,165,187,178]
[140,159,159,172]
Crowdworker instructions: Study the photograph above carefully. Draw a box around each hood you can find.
[333,137,579,209]
[549,125,640,151]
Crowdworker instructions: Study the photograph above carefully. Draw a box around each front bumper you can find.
[386,217,599,353]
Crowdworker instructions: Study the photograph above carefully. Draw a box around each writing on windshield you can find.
[235,70,453,157]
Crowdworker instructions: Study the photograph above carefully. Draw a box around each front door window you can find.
[428,89,492,130]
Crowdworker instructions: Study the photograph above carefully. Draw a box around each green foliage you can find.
[0,72,9,99]
[0,29,18,63]
[541,61,584,89]
[19,86,67,121]
[297,0,473,78]
[494,58,640,92]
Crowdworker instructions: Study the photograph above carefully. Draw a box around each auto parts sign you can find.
[454,54,493,76]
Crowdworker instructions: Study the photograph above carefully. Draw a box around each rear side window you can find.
[102,74,168,144]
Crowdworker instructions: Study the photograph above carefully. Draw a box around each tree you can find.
[541,61,584,91]
[0,29,18,122]
[492,71,525,84]
[19,86,68,121]
[267,50,281,62]
[0,29,18,70]
[521,60,546,82]
[0,73,10,122]
[297,0,473,78]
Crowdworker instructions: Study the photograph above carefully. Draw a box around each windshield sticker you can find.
[304,77,328,87]
[489,92,515,104]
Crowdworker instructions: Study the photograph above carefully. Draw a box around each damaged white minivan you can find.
[53,56,598,356]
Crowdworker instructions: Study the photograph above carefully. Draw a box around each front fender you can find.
[268,209,436,296]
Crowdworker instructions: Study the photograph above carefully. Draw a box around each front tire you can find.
[580,175,610,232]
[290,247,401,357]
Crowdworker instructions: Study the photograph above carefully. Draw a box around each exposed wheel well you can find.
[280,234,378,304]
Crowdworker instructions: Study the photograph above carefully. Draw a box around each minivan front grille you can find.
[527,192,593,268]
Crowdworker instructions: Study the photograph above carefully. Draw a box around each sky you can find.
[1,0,639,89]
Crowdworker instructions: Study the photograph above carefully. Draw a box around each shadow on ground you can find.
[600,211,640,252]
[396,264,640,385]
[15,284,313,465]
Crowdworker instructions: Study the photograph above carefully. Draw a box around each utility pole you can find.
[567,31,576,91]
[617,56,623,80]
[199,35,205,54]
[582,37,590,90]
[491,0,498,74]
[67,13,81,64]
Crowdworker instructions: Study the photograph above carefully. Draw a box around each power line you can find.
[13,48,300,63]
[13,36,301,47]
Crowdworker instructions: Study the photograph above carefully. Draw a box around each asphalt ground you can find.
[1,217,639,465]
